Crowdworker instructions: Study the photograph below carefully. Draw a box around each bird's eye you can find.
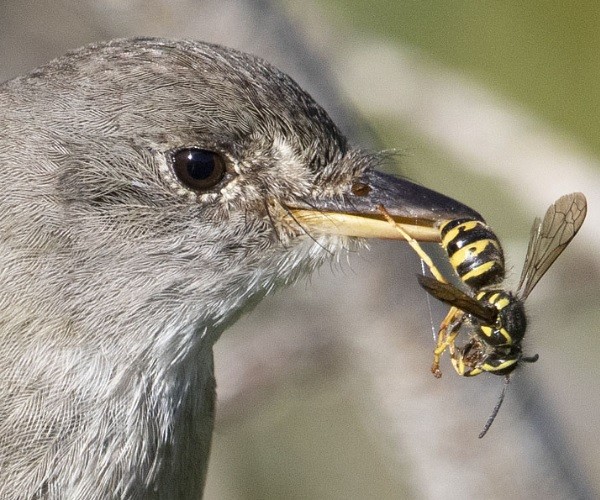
[171,148,226,191]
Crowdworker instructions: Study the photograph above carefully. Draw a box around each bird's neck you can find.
[139,340,217,497]
[91,322,220,498]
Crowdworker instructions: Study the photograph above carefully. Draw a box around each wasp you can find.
[379,192,587,437]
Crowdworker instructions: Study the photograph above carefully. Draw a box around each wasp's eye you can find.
[171,148,226,191]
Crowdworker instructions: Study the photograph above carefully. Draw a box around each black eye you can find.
[171,148,226,191]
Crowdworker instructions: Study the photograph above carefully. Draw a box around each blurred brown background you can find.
[1,1,598,498]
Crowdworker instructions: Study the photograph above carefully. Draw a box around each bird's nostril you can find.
[351,181,371,197]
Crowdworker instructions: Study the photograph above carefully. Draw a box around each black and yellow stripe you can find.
[440,218,505,289]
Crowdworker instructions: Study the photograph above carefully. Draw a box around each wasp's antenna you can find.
[479,375,511,438]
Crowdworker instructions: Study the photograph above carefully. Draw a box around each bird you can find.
[0,37,481,498]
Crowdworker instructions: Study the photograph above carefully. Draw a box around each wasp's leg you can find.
[431,306,465,378]
[377,204,463,377]
[378,205,447,283]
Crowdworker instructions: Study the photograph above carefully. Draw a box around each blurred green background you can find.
[323,0,600,158]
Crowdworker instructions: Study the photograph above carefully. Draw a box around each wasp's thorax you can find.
[473,290,527,346]
[454,290,527,376]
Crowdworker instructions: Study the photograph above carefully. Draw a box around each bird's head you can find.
[0,38,487,496]
[1,38,480,351]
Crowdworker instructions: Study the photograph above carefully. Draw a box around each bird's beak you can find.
[287,170,482,242]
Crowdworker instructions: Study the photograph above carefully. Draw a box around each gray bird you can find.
[0,38,480,498]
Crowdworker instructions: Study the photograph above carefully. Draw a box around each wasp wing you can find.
[517,192,587,299]
[417,274,498,324]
